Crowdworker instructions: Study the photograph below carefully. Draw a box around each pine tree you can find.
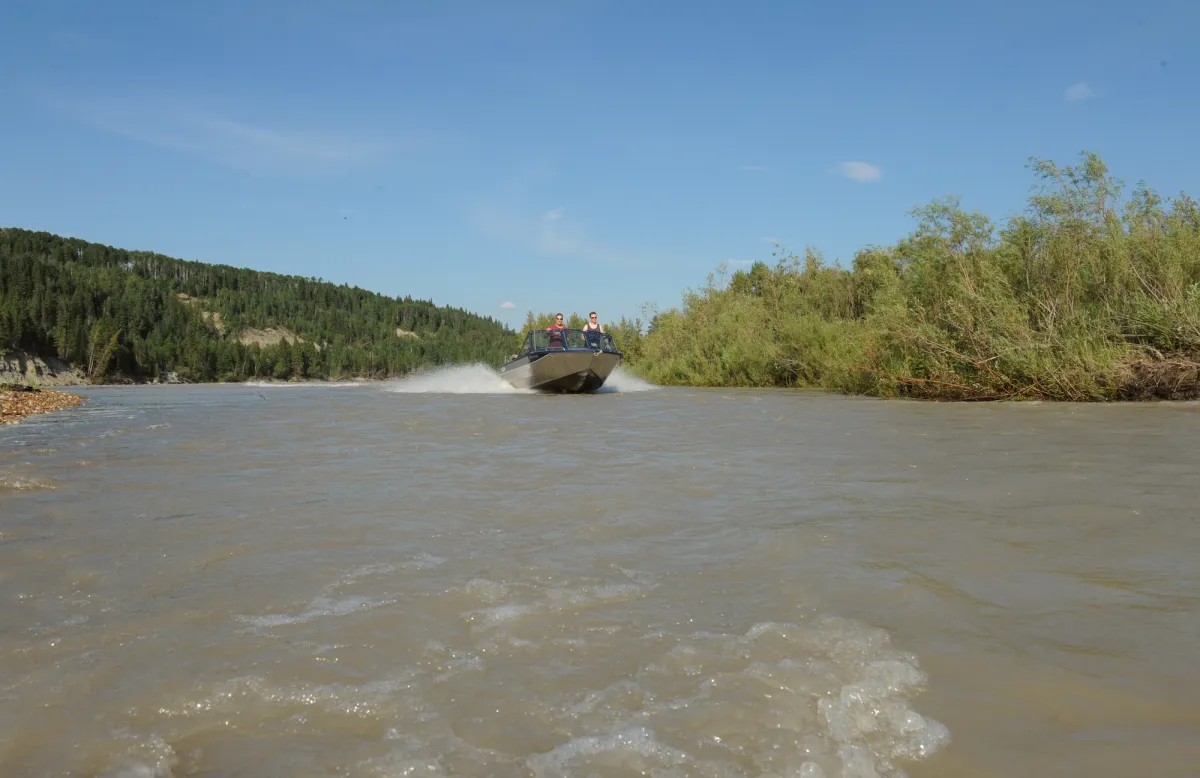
[0,227,516,381]
[0,309,12,352]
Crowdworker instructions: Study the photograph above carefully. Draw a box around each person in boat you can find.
[582,311,604,347]
[546,313,567,347]
[583,312,605,333]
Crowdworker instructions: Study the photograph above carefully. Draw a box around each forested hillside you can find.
[0,228,514,382]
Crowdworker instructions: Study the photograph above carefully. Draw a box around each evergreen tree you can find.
[0,227,516,381]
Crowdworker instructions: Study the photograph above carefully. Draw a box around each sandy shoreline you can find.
[0,385,87,425]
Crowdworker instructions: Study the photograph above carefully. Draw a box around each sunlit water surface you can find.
[2,366,1198,777]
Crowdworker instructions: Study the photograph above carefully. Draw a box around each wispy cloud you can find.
[1064,82,1097,101]
[499,301,516,309]
[727,258,757,266]
[738,164,769,173]
[47,93,396,176]
[50,29,96,51]
[835,161,882,183]
[761,236,780,244]
[469,196,645,267]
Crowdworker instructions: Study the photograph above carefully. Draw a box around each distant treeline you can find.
[629,152,1200,400]
[0,229,515,382]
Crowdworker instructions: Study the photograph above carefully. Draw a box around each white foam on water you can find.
[595,366,659,393]
[157,671,423,722]
[382,363,657,394]
[402,552,447,570]
[356,753,447,777]
[461,577,511,602]
[97,733,179,778]
[141,607,947,778]
[0,474,57,492]
[528,616,950,778]
[526,726,692,777]
[340,562,402,580]
[467,602,535,627]
[235,562,422,630]
[384,364,532,394]
[459,577,649,632]
[237,594,394,629]
[134,563,944,778]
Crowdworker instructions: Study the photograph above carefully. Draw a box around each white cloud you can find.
[542,207,565,221]
[727,259,757,266]
[738,164,769,172]
[761,236,780,244]
[48,93,395,176]
[1064,82,1097,101]
[500,301,516,309]
[836,161,882,183]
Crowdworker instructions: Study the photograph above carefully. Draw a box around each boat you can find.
[499,328,622,393]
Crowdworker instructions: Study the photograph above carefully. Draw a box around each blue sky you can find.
[2,0,1196,330]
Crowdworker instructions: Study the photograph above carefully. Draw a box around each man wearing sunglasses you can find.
[582,311,606,349]
[582,312,604,333]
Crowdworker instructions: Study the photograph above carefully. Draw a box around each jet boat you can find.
[499,329,622,393]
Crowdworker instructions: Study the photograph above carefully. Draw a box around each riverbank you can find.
[0,351,87,387]
[0,349,413,389]
[0,384,86,425]
[626,152,1200,401]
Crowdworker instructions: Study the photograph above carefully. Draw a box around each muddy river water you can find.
[2,367,1197,777]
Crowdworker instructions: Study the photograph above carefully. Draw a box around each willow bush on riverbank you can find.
[631,152,1200,400]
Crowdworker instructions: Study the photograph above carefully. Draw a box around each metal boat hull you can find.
[500,351,621,393]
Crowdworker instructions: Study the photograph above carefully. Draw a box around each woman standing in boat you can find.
[546,313,567,347]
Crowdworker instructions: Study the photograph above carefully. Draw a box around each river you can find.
[2,367,1198,777]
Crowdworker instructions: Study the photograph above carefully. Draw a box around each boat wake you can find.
[595,367,658,393]
[385,364,534,394]
[384,364,658,394]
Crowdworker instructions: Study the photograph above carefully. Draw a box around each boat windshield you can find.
[519,329,619,355]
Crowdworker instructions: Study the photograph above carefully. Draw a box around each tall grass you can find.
[625,152,1200,400]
